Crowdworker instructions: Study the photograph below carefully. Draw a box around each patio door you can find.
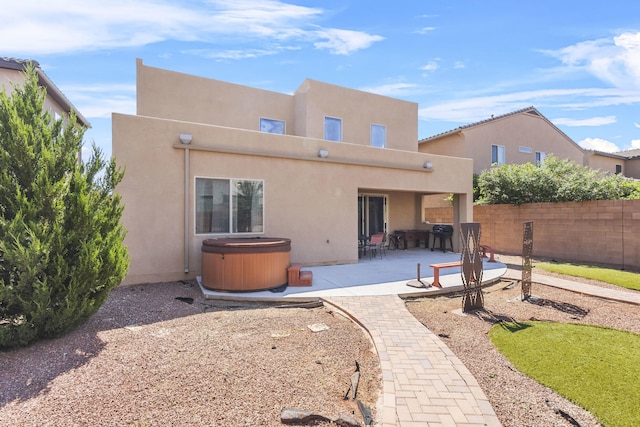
[358,194,387,238]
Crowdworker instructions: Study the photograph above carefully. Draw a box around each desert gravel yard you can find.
[0,281,380,427]
[406,255,640,427]
[2,255,639,427]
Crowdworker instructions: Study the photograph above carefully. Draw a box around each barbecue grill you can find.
[431,224,454,252]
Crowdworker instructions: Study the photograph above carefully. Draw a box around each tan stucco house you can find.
[418,107,585,175]
[0,57,90,129]
[418,106,638,179]
[113,59,474,286]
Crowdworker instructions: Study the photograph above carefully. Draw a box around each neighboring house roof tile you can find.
[615,148,640,159]
[418,106,583,153]
[0,57,90,128]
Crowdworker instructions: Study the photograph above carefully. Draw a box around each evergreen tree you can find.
[0,64,129,349]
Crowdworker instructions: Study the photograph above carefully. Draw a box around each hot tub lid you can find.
[202,237,291,254]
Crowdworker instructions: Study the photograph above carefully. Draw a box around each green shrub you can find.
[0,64,129,349]
[477,155,640,205]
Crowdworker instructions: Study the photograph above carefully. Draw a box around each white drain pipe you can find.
[184,147,190,273]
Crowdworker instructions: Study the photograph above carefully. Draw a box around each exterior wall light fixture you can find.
[423,161,433,171]
[318,149,329,158]
[179,133,192,144]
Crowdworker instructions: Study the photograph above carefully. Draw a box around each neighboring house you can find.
[583,150,628,177]
[113,59,474,285]
[418,107,584,175]
[0,57,90,129]
[418,106,639,179]
[585,148,640,179]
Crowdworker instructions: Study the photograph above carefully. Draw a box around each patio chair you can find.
[366,233,385,260]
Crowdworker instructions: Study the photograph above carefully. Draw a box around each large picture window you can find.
[324,116,342,142]
[196,178,264,234]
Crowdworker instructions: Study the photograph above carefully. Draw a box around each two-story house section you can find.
[113,59,474,285]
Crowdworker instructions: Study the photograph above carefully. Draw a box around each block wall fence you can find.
[424,199,640,271]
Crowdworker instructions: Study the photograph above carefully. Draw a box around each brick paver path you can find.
[324,295,502,427]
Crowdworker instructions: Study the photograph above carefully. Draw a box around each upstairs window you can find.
[196,178,264,234]
[260,118,285,134]
[491,144,505,165]
[535,151,547,167]
[370,124,386,148]
[324,116,342,142]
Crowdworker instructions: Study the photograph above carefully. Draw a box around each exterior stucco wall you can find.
[625,158,640,179]
[294,79,418,151]
[113,112,473,285]
[135,60,418,152]
[0,68,70,122]
[418,133,466,158]
[136,59,295,133]
[421,112,585,175]
[584,152,625,175]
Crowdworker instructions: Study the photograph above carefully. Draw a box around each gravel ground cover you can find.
[0,281,380,427]
[2,255,638,427]
[405,254,640,427]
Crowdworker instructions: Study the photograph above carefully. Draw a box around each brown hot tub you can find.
[201,238,291,292]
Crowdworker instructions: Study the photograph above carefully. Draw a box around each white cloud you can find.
[552,116,616,126]
[578,137,620,153]
[415,27,436,34]
[313,28,384,55]
[453,61,465,69]
[419,87,640,123]
[632,140,640,149]
[359,83,417,97]
[635,122,640,128]
[421,61,439,72]
[543,31,640,90]
[0,0,382,56]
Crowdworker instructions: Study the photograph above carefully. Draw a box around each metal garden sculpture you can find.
[522,221,534,300]
[460,223,484,312]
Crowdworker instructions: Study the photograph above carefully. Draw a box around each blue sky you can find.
[3,0,640,160]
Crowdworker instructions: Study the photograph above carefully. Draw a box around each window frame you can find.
[259,117,286,134]
[535,151,547,167]
[195,176,265,235]
[324,116,342,142]
[491,144,505,165]
[370,123,386,148]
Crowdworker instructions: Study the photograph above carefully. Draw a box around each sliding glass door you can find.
[358,194,387,238]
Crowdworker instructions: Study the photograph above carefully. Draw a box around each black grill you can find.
[431,224,454,252]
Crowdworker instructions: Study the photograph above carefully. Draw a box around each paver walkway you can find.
[323,295,502,427]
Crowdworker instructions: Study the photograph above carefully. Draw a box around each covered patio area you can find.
[198,248,507,300]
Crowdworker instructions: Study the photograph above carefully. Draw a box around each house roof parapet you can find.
[0,57,90,128]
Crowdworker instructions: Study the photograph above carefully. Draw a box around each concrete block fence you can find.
[424,199,640,271]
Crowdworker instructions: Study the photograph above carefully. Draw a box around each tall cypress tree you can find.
[0,64,129,348]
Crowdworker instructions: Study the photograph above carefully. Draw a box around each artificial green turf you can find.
[535,262,640,291]
[489,321,640,427]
